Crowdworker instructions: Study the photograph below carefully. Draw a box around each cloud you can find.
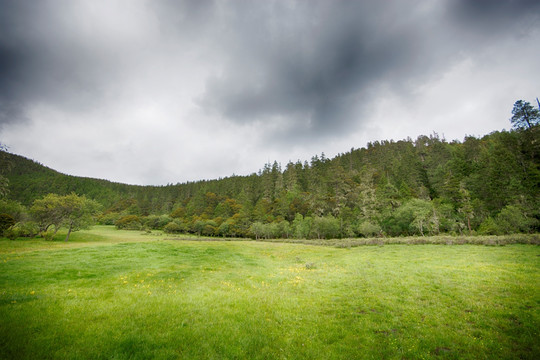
[449,0,540,33]
[0,0,163,127]
[195,0,540,142]
[196,1,425,137]
[0,0,539,184]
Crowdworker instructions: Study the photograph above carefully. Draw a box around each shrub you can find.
[4,221,40,239]
[0,200,27,222]
[115,215,142,230]
[40,230,56,241]
[170,207,185,219]
[143,215,172,230]
[356,221,381,237]
[0,213,16,235]
[4,227,18,240]
[98,212,121,225]
[496,205,537,234]
[163,220,185,234]
[202,220,218,236]
[311,215,340,239]
[217,221,231,237]
[478,217,502,235]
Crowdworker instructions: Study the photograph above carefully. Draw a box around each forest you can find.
[1,104,539,240]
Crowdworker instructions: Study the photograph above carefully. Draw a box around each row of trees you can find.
[1,100,539,240]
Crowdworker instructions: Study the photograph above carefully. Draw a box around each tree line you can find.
[1,100,539,240]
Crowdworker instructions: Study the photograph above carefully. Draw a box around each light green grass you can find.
[1,226,538,359]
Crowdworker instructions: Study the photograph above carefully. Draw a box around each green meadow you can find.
[1,226,538,359]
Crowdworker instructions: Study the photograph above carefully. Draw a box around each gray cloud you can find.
[197,1,420,136]
[0,0,539,184]
[194,0,540,141]
[3,0,538,131]
[0,0,156,126]
[450,0,540,30]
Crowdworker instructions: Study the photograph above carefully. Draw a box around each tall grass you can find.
[261,233,540,247]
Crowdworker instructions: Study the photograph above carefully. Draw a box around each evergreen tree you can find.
[510,100,540,129]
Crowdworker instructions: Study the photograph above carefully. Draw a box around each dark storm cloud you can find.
[0,0,143,126]
[197,1,427,136]
[450,0,540,28]
[1,0,539,135]
[0,0,538,185]
[193,0,540,139]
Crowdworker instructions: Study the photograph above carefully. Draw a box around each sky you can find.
[1,0,539,185]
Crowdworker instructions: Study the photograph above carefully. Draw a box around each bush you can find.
[98,212,121,225]
[0,213,16,235]
[217,221,231,237]
[356,221,381,237]
[0,200,27,222]
[115,215,142,230]
[170,207,185,219]
[311,215,340,239]
[143,215,172,230]
[40,230,56,241]
[202,220,218,236]
[478,217,502,235]
[4,221,40,239]
[496,205,537,234]
[163,220,185,234]
[4,227,18,240]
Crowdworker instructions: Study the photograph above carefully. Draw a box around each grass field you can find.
[1,226,538,359]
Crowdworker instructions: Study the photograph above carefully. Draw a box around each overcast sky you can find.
[1,0,539,185]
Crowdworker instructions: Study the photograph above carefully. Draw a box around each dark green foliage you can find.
[0,200,27,222]
[4,221,39,239]
[143,215,172,230]
[97,212,122,225]
[0,214,15,234]
[2,117,539,238]
[115,215,142,230]
[311,215,341,239]
[163,220,185,234]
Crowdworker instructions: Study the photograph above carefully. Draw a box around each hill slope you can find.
[2,128,539,237]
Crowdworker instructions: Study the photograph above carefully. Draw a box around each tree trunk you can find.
[65,224,72,242]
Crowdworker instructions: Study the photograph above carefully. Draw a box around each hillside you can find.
[3,151,147,206]
[2,128,539,237]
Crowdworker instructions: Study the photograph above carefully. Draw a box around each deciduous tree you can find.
[31,193,101,241]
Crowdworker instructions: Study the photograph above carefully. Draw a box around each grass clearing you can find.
[1,226,539,359]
